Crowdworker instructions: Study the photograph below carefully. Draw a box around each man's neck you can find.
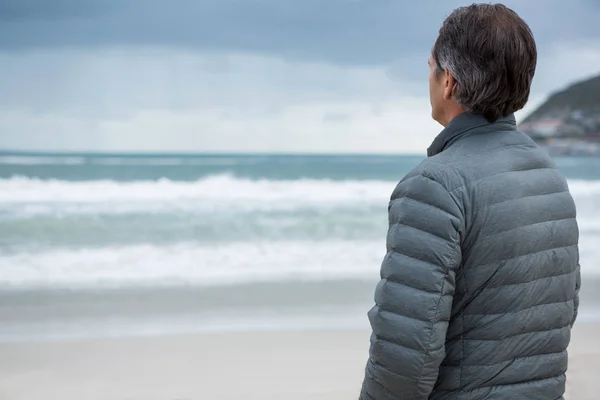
[439,107,466,128]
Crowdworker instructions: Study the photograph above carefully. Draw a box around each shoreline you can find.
[0,324,597,400]
[1,276,599,344]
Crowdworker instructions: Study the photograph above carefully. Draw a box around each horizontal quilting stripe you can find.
[433,368,566,398]
[485,374,566,391]
[388,196,459,240]
[456,166,565,201]
[467,245,578,289]
[390,221,449,243]
[370,315,451,361]
[440,129,535,155]
[380,251,448,294]
[467,243,578,275]
[484,376,566,399]
[465,298,575,318]
[430,374,566,400]
[459,351,567,390]
[390,174,461,219]
[448,165,553,194]
[485,269,576,290]
[368,308,432,351]
[465,323,572,343]
[369,334,431,378]
[380,269,447,294]
[369,338,446,388]
[442,141,555,190]
[479,216,575,243]
[477,191,575,238]
[374,279,453,322]
[462,326,570,366]
[463,271,576,315]
[460,300,574,341]
[389,194,455,220]
[465,218,578,267]
[489,188,569,208]
[387,225,460,270]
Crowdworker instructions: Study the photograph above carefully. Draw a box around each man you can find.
[360,4,580,400]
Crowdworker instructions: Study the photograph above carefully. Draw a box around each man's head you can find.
[429,4,537,126]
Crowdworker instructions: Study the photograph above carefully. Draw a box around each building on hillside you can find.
[520,118,563,137]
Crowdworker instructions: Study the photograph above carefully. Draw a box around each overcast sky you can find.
[1,0,599,153]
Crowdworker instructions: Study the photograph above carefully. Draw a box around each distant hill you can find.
[522,74,600,123]
[519,73,600,156]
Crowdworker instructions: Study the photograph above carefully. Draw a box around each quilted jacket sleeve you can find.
[360,173,463,400]
[573,262,581,326]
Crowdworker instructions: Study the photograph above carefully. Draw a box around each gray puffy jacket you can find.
[360,112,580,400]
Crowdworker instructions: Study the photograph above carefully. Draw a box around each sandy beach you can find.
[0,323,597,400]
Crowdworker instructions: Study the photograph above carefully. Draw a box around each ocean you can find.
[1,152,599,342]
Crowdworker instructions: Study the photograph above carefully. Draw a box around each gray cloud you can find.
[0,0,113,20]
[1,0,599,66]
[1,0,600,153]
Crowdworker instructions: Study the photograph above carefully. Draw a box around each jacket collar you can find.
[427,112,517,157]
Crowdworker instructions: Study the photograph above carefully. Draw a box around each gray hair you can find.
[432,4,537,122]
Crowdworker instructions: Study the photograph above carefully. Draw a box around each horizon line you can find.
[0,149,425,157]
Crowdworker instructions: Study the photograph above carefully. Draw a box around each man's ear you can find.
[443,69,456,100]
